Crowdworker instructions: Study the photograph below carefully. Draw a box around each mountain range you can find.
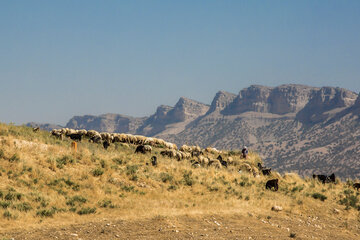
[28,84,360,179]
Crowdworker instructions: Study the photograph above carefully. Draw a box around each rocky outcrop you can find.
[223,85,316,115]
[296,87,358,124]
[137,97,209,136]
[268,85,316,115]
[223,85,272,115]
[207,91,237,114]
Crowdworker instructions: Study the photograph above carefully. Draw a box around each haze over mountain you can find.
[28,84,360,178]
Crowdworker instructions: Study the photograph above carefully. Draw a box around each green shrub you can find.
[100,159,106,168]
[77,207,96,215]
[4,192,22,201]
[56,155,75,169]
[126,165,138,175]
[0,201,11,209]
[98,199,115,208]
[3,210,14,219]
[36,209,55,217]
[112,158,124,165]
[14,202,32,212]
[9,153,20,162]
[66,195,87,207]
[183,171,194,186]
[92,168,104,177]
[339,189,359,210]
[160,173,173,183]
[312,193,327,201]
[121,185,135,192]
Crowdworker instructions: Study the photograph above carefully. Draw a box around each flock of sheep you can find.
[50,128,223,162]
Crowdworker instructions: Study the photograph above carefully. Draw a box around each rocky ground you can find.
[1,212,360,240]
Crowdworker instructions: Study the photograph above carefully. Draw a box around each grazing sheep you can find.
[266,179,279,191]
[238,163,252,173]
[51,129,64,140]
[197,156,209,166]
[160,149,177,158]
[77,129,87,136]
[205,147,220,155]
[135,145,152,154]
[86,130,100,138]
[90,134,102,143]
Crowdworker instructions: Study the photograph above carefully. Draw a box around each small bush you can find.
[126,165,138,175]
[77,207,96,215]
[36,209,55,217]
[3,210,15,219]
[167,185,177,191]
[56,155,75,169]
[14,202,32,212]
[121,185,135,192]
[112,158,123,165]
[160,173,173,183]
[4,192,22,201]
[0,149,4,159]
[100,159,106,168]
[183,170,194,186]
[98,199,115,208]
[66,195,87,206]
[339,189,359,210]
[92,168,104,177]
[312,193,327,201]
[0,201,11,209]
[9,153,20,162]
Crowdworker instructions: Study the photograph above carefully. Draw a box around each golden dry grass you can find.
[0,123,360,234]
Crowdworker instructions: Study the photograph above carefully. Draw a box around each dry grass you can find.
[0,123,360,233]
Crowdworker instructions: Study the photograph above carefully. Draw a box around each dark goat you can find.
[33,127,40,132]
[258,163,271,175]
[68,133,82,142]
[353,183,360,190]
[103,141,110,150]
[266,179,279,191]
[313,173,336,184]
[217,155,228,168]
[151,156,157,166]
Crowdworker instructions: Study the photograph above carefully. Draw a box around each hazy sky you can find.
[1,1,360,125]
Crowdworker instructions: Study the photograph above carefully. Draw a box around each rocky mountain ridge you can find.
[28,84,360,178]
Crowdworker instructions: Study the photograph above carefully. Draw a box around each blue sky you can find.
[1,0,360,125]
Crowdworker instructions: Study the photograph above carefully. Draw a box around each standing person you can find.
[242,146,248,159]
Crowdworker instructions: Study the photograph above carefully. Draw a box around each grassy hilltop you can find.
[0,123,360,239]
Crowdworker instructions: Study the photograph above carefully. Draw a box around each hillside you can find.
[1,123,360,239]
[30,84,360,179]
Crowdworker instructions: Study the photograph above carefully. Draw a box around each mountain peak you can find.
[207,91,237,114]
